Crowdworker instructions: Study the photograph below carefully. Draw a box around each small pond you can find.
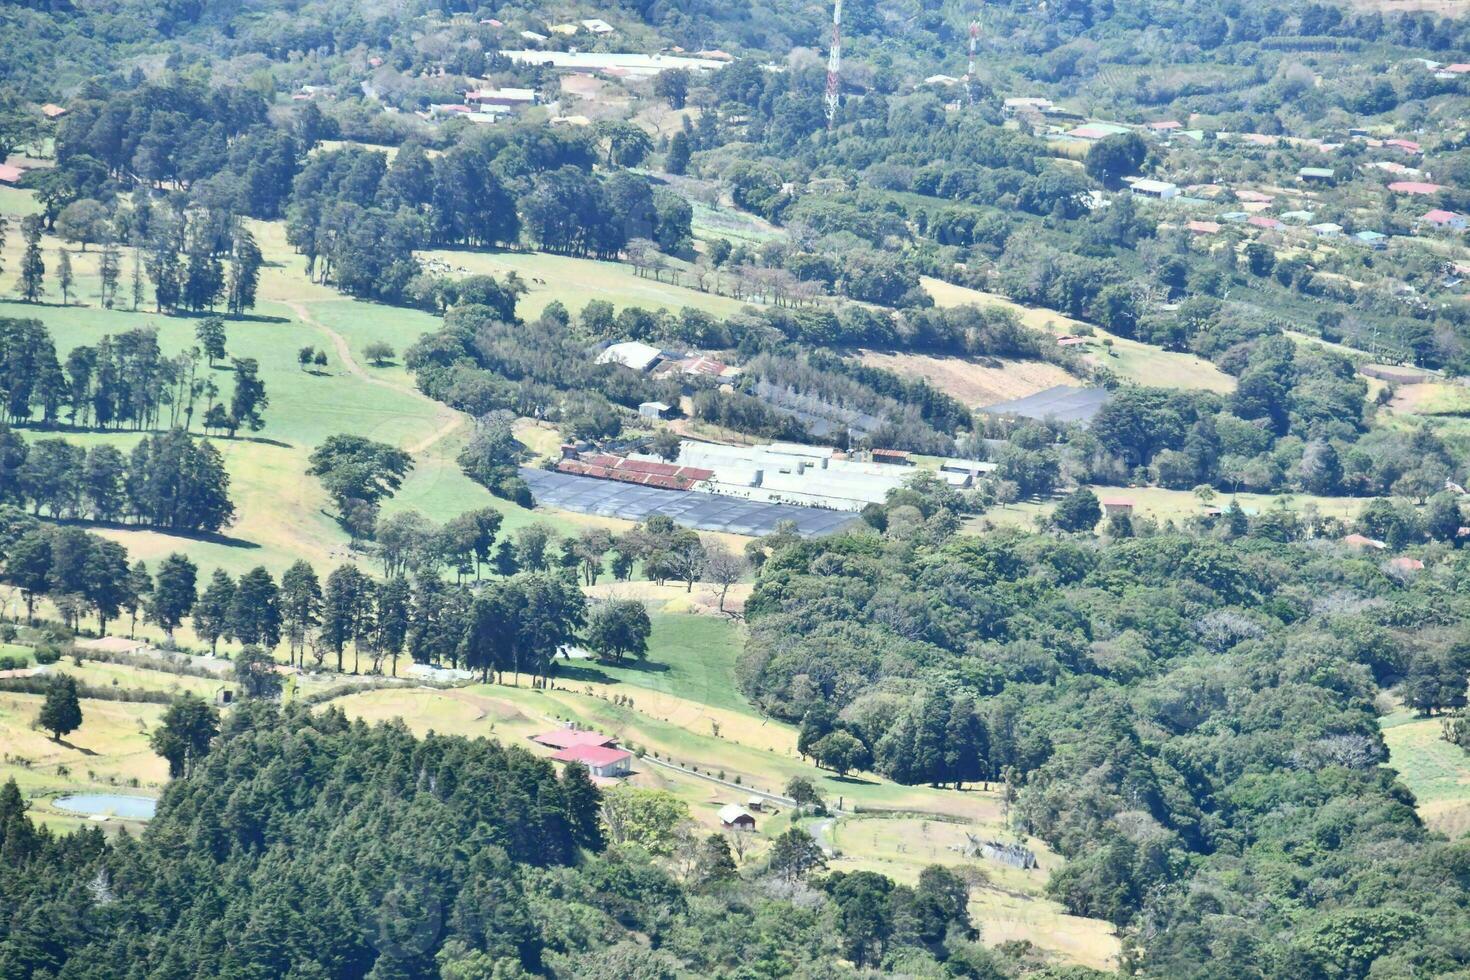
[53,793,157,820]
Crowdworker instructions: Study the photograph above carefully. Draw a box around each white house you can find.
[1130,179,1180,201]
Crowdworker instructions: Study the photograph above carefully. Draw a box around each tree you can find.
[196,316,227,366]
[768,827,826,882]
[98,239,121,308]
[654,68,691,109]
[308,435,413,536]
[279,560,323,665]
[6,529,52,623]
[666,131,691,176]
[17,215,44,302]
[235,645,283,699]
[363,342,394,366]
[124,561,151,637]
[38,674,83,740]
[667,530,706,593]
[694,833,739,884]
[150,693,220,777]
[226,228,263,316]
[786,776,824,810]
[230,566,281,649]
[149,553,198,642]
[193,569,235,655]
[601,786,689,853]
[228,357,268,433]
[55,199,110,252]
[1053,488,1102,533]
[321,563,372,672]
[813,731,871,776]
[584,599,652,664]
[56,248,73,305]
[700,543,746,612]
[1084,132,1147,188]
[297,346,315,371]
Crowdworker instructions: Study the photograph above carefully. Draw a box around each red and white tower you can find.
[965,21,980,106]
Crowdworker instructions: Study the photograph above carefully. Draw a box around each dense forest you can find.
[0,704,1020,979]
[740,508,1470,975]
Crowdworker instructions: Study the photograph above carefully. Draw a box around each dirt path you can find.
[283,299,466,455]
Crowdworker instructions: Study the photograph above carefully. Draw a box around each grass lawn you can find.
[0,689,168,832]
[416,247,752,320]
[576,612,752,713]
[921,276,1235,394]
[826,814,1120,971]
[1381,705,1470,838]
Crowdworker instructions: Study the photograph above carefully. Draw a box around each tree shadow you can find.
[48,516,261,550]
[8,421,292,449]
[553,662,617,684]
[605,658,670,674]
[830,774,880,785]
[54,737,99,756]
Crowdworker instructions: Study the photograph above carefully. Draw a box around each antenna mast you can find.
[965,21,980,106]
[825,0,842,127]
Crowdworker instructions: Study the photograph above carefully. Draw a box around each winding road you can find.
[284,299,466,455]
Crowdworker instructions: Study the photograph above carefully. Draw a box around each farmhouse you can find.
[719,804,757,830]
[533,728,619,750]
[1422,209,1468,231]
[466,87,537,108]
[1298,167,1335,183]
[1311,222,1344,238]
[551,744,632,777]
[0,164,24,184]
[1354,230,1388,250]
[1186,220,1221,235]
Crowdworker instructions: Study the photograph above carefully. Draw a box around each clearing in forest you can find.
[857,349,1079,408]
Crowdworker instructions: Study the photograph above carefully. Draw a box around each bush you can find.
[0,654,26,671]
[33,648,60,665]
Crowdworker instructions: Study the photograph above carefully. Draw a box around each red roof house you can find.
[1386,138,1422,154]
[551,744,633,777]
[1187,220,1221,234]
[0,164,24,184]
[1423,209,1467,230]
[1248,216,1284,231]
[533,728,618,750]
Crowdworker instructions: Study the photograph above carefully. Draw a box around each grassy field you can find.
[416,247,751,320]
[1381,705,1470,838]
[826,814,1120,971]
[1388,382,1470,416]
[921,276,1235,393]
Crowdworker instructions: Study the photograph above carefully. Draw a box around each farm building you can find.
[1387,557,1425,573]
[719,804,757,830]
[1311,222,1344,238]
[0,164,24,184]
[1298,167,1335,183]
[551,744,632,777]
[638,401,673,419]
[597,341,666,371]
[1354,230,1388,250]
[870,449,913,466]
[979,385,1111,425]
[75,636,150,656]
[1129,179,1179,201]
[1101,499,1134,517]
[1186,220,1221,235]
[466,87,537,107]
[1002,96,1053,115]
[557,452,713,490]
[1422,209,1468,231]
[533,728,619,750]
[1342,533,1388,550]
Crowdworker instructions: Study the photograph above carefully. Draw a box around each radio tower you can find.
[964,21,980,106]
[824,0,842,127]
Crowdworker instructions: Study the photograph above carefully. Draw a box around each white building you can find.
[1130,179,1180,201]
[597,341,665,372]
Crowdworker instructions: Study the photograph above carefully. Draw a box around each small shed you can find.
[746,795,766,812]
[719,804,756,830]
[1130,179,1179,201]
[639,401,672,420]
[1101,499,1134,517]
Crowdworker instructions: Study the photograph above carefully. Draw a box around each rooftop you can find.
[533,729,618,750]
[551,744,632,767]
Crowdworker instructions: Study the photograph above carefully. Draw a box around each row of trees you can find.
[1,427,235,532]
[0,317,267,436]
